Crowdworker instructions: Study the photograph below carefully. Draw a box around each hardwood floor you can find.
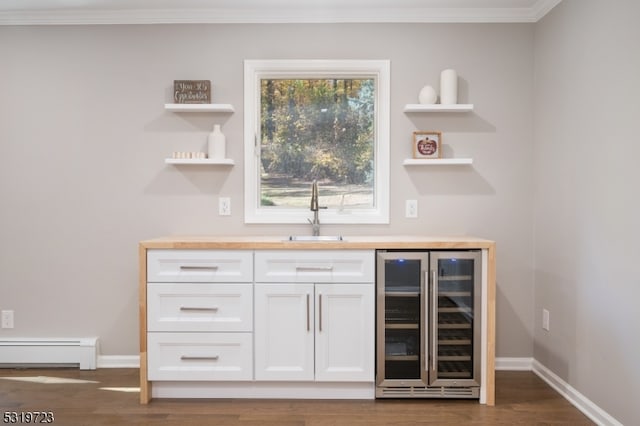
[0,369,592,425]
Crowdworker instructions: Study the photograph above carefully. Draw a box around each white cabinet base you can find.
[152,381,375,399]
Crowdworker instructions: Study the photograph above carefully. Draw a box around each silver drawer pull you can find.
[180,307,219,312]
[179,265,219,271]
[180,355,219,361]
[296,266,333,272]
[318,293,323,332]
[306,293,310,331]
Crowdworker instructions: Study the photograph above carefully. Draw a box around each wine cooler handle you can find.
[431,269,437,372]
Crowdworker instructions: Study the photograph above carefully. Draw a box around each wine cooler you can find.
[376,250,481,398]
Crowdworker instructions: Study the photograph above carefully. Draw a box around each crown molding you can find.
[0,1,563,26]
[530,0,563,21]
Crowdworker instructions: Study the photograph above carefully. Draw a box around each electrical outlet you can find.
[542,308,550,331]
[1,310,14,329]
[405,200,418,218]
[219,197,231,216]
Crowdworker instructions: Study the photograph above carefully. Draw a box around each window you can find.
[244,59,390,224]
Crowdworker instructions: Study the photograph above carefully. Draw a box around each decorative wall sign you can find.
[173,80,211,104]
[412,131,442,159]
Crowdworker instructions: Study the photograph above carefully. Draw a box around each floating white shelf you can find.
[165,158,235,166]
[403,158,473,166]
[164,103,235,113]
[403,104,474,113]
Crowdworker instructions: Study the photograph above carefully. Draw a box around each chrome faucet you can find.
[308,180,326,236]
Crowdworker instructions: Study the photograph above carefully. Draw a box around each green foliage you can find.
[260,78,374,185]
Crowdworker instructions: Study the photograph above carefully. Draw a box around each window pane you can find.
[259,78,375,210]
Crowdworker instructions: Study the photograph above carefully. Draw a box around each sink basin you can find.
[287,235,344,242]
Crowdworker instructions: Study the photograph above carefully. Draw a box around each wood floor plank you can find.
[0,369,593,425]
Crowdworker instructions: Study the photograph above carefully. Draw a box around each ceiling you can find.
[0,0,562,25]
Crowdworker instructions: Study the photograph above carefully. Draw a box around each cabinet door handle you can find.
[318,293,323,332]
[180,307,219,312]
[306,293,310,331]
[180,355,219,361]
[179,265,219,271]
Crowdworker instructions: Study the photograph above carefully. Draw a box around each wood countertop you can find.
[140,235,495,250]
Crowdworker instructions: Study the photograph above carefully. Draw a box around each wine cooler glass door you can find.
[429,251,481,387]
[376,251,429,388]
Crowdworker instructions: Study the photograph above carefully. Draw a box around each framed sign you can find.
[413,131,442,159]
[173,80,211,104]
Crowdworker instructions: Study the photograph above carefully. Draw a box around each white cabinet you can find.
[254,250,375,383]
[254,284,315,381]
[146,249,254,382]
[140,239,495,403]
[314,283,375,381]
[254,283,374,382]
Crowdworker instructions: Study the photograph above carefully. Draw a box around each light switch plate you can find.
[542,308,550,331]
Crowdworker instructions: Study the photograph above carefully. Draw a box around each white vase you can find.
[418,85,437,104]
[207,124,226,160]
[440,69,458,105]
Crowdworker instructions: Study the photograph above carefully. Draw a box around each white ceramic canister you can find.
[418,85,437,104]
[207,124,226,159]
[440,69,458,105]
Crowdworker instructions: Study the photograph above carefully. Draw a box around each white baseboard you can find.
[495,357,533,371]
[97,355,139,369]
[532,360,622,426]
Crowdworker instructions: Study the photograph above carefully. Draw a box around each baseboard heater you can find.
[0,338,98,370]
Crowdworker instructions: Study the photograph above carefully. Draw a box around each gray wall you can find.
[0,25,535,358]
[533,1,640,424]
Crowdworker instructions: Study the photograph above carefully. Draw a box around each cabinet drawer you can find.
[147,250,253,283]
[147,283,253,332]
[147,332,252,381]
[254,250,374,283]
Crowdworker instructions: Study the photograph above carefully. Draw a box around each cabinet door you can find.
[429,251,482,387]
[315,284,375,382]
[254,284,315,381]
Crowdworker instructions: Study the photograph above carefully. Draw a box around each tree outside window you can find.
[244,60,389,224]
[260,78,374,210]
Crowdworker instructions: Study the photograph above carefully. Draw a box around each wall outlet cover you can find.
[1,310,14,329]
[219,197,231,216]
[405,199,418,218]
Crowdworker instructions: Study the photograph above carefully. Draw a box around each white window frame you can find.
[243,59,390,224]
